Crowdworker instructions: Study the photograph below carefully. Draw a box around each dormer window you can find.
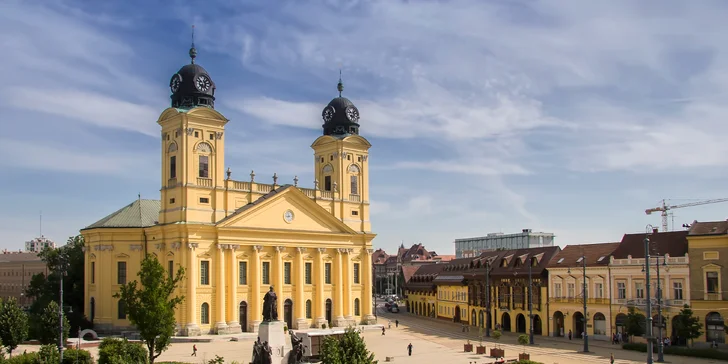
[557,258,564,264]
[501,259,508,267]
[576,257,583,263]
[597,256,605,262]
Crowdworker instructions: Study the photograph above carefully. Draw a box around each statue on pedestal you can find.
[288,331,304,364]
[251,340,272,364]
[262,286,278,321]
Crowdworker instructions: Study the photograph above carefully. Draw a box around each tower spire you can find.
[337,69,344,97]
[189,24,197,64]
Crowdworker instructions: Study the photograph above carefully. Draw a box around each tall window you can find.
[118,300,126,319]
[200,261,210,285]
[262,262,270,285]
[673,281,683,300]
[707,272,719,293]
[567,283,575,298]
[635,282,644,299]
[617,282,626,299]
[324,176,332,191]
[306,300,312,318]
[239,261,247,285]
[305,262,312,284]
[117,262,127,285]
[325,263,332,284]
[201,303,210,324]
[350,175,358,195]
[595,283,603,298]
[353,263,360,284]
[168,260,174,280]
[284,262,292,284]
[199,155,209,178]
[554,283,562,297]
[91,262,95,284]
[170,156,176,179]
[354,298,360,316]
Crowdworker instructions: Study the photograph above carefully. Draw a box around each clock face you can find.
[195,75,212,92]
[346,107,360,122]
[170,74,182,93]
[284,210,295,223]
[322,106,334,122]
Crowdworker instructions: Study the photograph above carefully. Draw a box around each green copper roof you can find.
[84,199,161,229]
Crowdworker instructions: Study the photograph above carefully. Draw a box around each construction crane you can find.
[645,198,728,232]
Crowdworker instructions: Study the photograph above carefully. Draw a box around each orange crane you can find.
[645,198,728,232]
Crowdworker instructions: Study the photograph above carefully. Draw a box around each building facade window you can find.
[350,175,358,195]
[91,262,95,284]
[554,283,562,297]
[707,272,720,294]
[324,176,332,191]
[595,282,603,298]
[239,261,247,285]
[354,298,360,316]
[117,262,127,285]
[353,263,360,284]
[306,300,312,318]
[284,262,292,285]
[673,281,683,300]
[118,300,126,319]
[262,262,270,285]
[617,282,626,299]
[201,303,210,324]
[567,283,575,298]
[305,262,312,284]
[635,282,644,299]
[200,261,210,285]
[325,263,332,284]
[170,156,176,179]
[199,155,209,178]
[168,260,174,280]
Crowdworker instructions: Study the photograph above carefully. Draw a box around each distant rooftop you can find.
[454,229,554,242]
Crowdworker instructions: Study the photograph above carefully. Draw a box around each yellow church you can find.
[80,43,376,336]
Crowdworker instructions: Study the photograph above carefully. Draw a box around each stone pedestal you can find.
[226,321,241,333]
[314,317,327,329]
[184,323,201,336]
[259,320,286,362]
[250,320,262,333]
[363,314,377,325]
[214,322,230,335]
[295,318,310,330]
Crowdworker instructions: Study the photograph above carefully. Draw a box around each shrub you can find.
[98,337,149,364]
[207,356,225,364]
[38,344,61,362]
[63,348,93,364]
[622,343,728,360]
[5,353,39,364]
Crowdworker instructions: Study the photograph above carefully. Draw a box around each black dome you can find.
[169,46,216,109]
[321,80,360,136]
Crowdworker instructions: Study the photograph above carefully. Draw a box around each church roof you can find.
[216,185,293,225]
[84,199,160,229]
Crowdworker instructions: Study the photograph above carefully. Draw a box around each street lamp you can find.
[644,225,655,364]
[57,256,69,362]
[568,252,588,353]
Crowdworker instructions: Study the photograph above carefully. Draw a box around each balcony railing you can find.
[321,191,333,199]
[349,194,361,202]
[197,178,212,187]
[706,293,722,301]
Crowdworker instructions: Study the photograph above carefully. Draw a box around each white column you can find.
[226,245,241,332]
[214,244,228,334]
[185,243,200,336]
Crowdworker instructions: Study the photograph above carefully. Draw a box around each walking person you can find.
[395,319,399,328]
[191,344,197,356]
[382,326,386,335]
[568,330,572,340]
[407,343,413,356]
[610,353,615,364]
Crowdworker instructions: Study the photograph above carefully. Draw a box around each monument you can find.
[252,287,286,364]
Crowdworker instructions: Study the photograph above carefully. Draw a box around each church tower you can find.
[158,38,229,224]
[312,76,372,232]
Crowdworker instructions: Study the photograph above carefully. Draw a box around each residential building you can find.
[454,229,555,258]
[372,249,389,294]
[687,220,728,344]
[547,242,619,340]
[609,229,689,343]
[25,236,56,253]
[81,45,375,335]
[404,263,446,318]
[0,251,48,307]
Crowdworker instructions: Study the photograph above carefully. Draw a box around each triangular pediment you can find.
[702,263,722,269]
[217,186,358,234]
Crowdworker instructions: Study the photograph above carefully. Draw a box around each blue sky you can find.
[2,0,728,255]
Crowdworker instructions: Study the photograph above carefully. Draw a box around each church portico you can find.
[81,40,375,335]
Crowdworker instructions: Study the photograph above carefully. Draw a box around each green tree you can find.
[625,307,645,342]
[674,304,703,347]
[0,297,29,357]
[24,235,90,338]
[319,327,376,364]
[114,255,185,364]
[31,300,70,345]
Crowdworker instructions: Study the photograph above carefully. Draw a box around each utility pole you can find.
[656,253,665,362]
[644,226,654,364]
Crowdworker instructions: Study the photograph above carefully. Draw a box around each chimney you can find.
[653,228,658,234]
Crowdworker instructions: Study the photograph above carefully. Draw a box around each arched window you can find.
[168,143,178,180]
[354,298,360,316]
[322,164,333,191]
[118,300,126,320]
[196,142,212,178]
[306,300,312,319]
[348,164,360,195]
[201,303,210,324]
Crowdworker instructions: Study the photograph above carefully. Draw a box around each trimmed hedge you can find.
[3,347,93,364]
[622,342,728,360]
[98,337,149,364]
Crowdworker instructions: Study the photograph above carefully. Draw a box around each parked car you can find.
[389,304,399,313]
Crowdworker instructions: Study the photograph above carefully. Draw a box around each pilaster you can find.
[226,244,241,332]
[361,248,376,324]
[295,247,308,329]
[184,242,200,336]
[214,244,229,334]
[250,245,263,332]
[342,248,353,324]
[274,246,285,320]
[314,248,327,328]
[333,248,346,327]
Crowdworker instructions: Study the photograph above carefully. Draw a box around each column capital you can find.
[187,242,199,250]
[171,242,182,250]
[366,248,374,255]
[275,246,285,252]
[228,244,238,251]
[317,248,327,254]
[337,248,350,254]
[253,245,263,252]
[297,247,307,253]
[217,244,227,250]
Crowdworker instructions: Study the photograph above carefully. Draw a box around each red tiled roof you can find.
[402,265,420,284]
[688,220,728,236]
[372,249,389,264]
[547,243,619,268]
[611,231,688,259]
[434,255,456,262]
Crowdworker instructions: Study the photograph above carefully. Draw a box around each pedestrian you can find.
[568,330,572,340]
[395,319,399,327]
[191,344,197,356]
[610,353,615,364]
[382,327,386,336]
[388,320,391,329]
[407,343,413,356]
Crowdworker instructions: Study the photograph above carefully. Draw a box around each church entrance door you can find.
[325,299,333,326]
[284,299,293,329]
[239,301,248,332]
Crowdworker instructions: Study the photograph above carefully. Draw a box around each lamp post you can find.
[57,256,69,362]
[581,253,588,353]
[655,253,665,363]
[644,225,655,364]
[528,257,534,345]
